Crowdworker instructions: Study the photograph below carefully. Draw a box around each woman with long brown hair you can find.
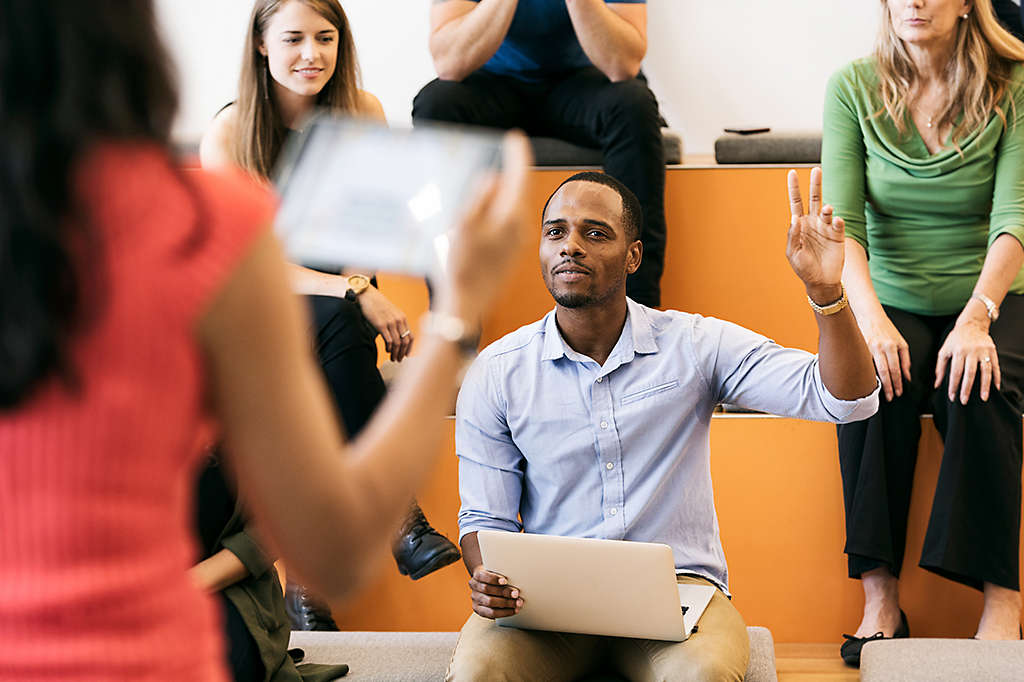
[0,0,530,678]
[199,0,462,631]
[823,0,1024,665]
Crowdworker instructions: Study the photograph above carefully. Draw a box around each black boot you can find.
[392,501,461,580]
[284,581,339,631]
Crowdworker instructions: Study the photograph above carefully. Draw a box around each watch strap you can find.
[806,285,848,316]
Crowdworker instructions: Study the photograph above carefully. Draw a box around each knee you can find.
[447,645,517,682]
[677,655,746,682]
[412,78,471,122]
[310,294,362,326]
[599,79,659,121]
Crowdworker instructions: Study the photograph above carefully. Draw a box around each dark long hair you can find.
[0,0,179,407]
[233,0,361,177]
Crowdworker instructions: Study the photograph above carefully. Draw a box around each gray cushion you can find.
[289,626,776,681]
[714,130,821,164]
[532,128,683,166]
[860,638,1024,681]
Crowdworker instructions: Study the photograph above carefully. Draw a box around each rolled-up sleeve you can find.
[455,354,525,542]
[220,523,274,579]
[692,315,879,423]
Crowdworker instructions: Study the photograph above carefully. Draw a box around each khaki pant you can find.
[445,575,749,682]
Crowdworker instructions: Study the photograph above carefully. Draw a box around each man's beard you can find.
[552,291,595,308]
[548,271,626,309]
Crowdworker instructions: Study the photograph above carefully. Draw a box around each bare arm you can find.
[459,531,522,618]
[842,238,912,402]
[935,232,1024,402]
[429,0,519,81]
[199,106,239,170]
[565,0,647,82]
[786,169,876,400]
[200,133,531,601]
[189,549,249,593]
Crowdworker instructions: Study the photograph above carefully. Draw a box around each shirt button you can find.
[600,420,608,429]
[609,507,618,516]
[606,462,614,470]
[596,377,604,383]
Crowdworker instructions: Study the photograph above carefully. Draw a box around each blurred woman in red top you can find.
[0,1,530,679]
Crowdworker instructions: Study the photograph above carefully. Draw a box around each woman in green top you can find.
[823,0,1024,664]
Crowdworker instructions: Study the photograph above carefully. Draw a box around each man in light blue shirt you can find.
[448,170,879,680]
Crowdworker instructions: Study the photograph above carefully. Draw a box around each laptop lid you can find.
[477,531,714,642]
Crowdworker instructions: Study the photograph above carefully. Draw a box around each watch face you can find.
[348,275,370,294]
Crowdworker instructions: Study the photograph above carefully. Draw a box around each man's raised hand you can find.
[786,167,845,302]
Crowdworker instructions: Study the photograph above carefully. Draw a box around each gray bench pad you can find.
[289,626,776,681]
[532,128,683,166]
[714,130,821,164]
[860,638,1024,681]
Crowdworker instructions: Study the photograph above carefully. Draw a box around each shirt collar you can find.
[540,297,659,363]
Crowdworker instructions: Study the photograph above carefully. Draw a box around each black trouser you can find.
[220,594,264,681]
[412,67,667,308]
[838,294,1024,591]
[308,295,386,438]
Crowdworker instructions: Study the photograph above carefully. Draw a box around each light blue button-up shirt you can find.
[456,299,879,592]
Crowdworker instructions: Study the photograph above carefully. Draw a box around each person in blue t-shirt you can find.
[413,0,666,308]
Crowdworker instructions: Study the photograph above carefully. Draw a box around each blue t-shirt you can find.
[471,0,646,82]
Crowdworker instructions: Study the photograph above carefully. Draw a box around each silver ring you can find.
[982,357,992,364]
[400,330,412,339]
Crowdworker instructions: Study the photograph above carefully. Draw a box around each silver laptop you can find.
[477,530,716,642]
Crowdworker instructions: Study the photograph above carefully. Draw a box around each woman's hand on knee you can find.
[934,317,1000,404]
[857,312,911,401]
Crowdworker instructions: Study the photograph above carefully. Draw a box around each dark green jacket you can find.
[198,457,348,682]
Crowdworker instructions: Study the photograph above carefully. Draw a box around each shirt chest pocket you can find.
[620,379,680,406]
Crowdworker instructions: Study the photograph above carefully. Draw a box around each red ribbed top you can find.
[0,144,274,680]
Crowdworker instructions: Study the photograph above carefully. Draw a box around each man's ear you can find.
[626,239,643,275]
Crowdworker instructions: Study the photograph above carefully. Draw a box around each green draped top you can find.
[822,57,1024,316]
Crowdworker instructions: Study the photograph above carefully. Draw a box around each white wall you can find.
[157,0,880,155]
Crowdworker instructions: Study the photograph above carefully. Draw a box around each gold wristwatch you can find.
[345,274,371,301]
[806,284,848,316]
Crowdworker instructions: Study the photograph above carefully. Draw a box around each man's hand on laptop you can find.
[468,565,523,619]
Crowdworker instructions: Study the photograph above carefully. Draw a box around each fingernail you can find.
[498,578,507,585]
[516,599,523,607]
[510,590,519,598]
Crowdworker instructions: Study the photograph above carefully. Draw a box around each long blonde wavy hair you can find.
[874,0,1024,147]
[232,0,361,177]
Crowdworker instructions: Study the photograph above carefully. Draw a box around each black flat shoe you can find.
[840,609,910,668]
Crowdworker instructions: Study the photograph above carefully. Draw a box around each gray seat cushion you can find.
[714,130,821,164]
[532,128,683,166]
[289,626,776,681]
[860,638,1024,681]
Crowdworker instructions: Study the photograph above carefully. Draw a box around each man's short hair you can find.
[541,171,643,242]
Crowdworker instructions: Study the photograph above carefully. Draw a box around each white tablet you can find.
[273,115,503,277]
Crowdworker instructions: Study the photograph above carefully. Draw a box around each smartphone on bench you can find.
[272,113,504,278]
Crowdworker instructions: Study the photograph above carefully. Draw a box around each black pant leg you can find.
[220,593,265,682]
[536,67,666,307]
[412,72,531,129]
[921,294,1024,591]
[838,306,945,578]
[308,295,386,438]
